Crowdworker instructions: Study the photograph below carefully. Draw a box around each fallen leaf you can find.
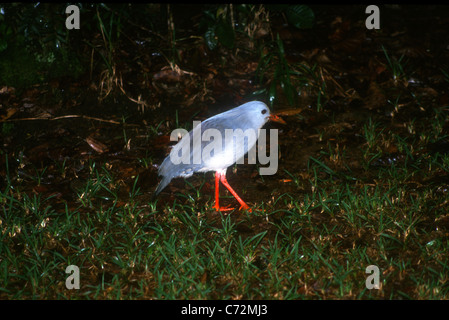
[86,136,109,153]
[0,108,17,121]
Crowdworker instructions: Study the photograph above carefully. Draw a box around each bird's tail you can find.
[152,176,172,199]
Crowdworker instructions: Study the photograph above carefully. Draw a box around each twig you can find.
[0,114,121,124]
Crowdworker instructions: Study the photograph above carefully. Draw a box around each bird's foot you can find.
[212,203,252,213]
[213,204,235,212]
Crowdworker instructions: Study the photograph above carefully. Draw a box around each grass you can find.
[1,112,449,300]
[382,45,407,85]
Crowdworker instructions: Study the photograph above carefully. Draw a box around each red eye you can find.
[261,109,267,114]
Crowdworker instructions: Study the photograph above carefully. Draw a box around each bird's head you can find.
[239,101,286,128]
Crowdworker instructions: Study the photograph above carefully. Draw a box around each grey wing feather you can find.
[153,175,172,197]
[153,130,202,196]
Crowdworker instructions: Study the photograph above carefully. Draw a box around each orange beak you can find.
[269,113,287,124]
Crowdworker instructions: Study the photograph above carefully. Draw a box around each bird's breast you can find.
[199,128,259,171]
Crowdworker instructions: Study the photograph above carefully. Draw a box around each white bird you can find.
[154,101,285,211]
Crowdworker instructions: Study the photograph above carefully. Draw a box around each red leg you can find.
[219,171,250,211]
[215,170,220,208]
[213,171,234,211]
